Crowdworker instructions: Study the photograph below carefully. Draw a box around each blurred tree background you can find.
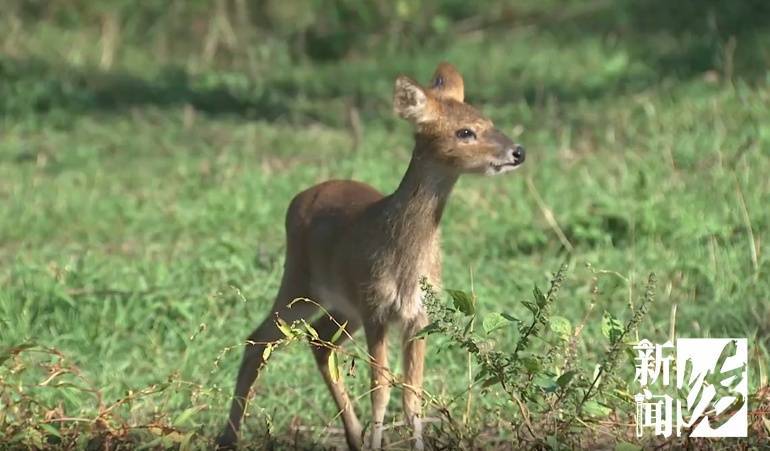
[4,0,768,66]
[2,0,768,122]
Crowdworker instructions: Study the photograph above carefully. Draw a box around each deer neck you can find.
[367,143,458,320]
[381,145,459,257]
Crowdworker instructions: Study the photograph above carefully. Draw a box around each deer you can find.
[217,62,525,450]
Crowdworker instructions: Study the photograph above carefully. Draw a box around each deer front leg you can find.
[402,314,427,450]
[365,321,390,449]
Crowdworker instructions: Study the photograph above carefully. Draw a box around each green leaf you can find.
[330,321,348,344]
[39,424,61,439]
[501,313,519,322]
[414,322,441,339]
[481,375,502,388]
[615,442,642,451]
[276,318,294,339]
[715,339,737,372]
[522,301,539,315]
[556,370,577,388]
[521,356,541,372]
[447,289,475,316]
[473,366,490,382]
[172,406,202,428]
[582,400,612,418]
[549,316,572,340]
[462,317,475,336]
[328,350,340,383]
[483,312,510,334]
[302,320,319,340]
[533,285,547,307]
[533,374,559,393]
[601,311,623,343]
[262,343,273,361]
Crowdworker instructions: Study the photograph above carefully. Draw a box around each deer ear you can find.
[428,62,464,103]
[393,76,435,124]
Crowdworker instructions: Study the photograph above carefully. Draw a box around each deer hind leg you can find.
[309,310,363,450]
[365,321,390,450]
[402,313,428,450]
[217,268,316,449]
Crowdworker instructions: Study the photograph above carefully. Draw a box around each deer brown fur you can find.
[218,62,525,450]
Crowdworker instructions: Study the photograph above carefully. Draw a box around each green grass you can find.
[1,1,769,448]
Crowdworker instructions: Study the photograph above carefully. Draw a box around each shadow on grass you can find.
[0,57,300,121]
[2,0,767,122]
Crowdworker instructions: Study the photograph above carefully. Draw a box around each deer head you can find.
[393,62,525,176]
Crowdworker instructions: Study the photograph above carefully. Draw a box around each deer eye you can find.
[455,128,476,140]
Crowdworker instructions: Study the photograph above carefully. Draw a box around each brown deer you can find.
[217,62,525,450]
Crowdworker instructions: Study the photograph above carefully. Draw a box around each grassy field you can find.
[1,1,769,449]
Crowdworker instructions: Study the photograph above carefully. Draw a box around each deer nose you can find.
[511,145,525,164]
